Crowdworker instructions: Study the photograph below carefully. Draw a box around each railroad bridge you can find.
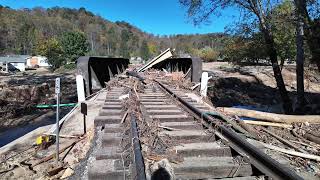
[74,55,303,180]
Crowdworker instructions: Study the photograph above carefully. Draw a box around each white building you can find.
[0,55,30,72]
[26,56,51,68]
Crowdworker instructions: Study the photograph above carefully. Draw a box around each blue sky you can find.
[0,0,239,35]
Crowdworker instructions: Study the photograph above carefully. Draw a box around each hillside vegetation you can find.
[0,6,230,65]
[0,4,318,70]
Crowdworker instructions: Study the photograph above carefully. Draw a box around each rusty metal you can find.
[130,113,147,180]
[156,80,303,180]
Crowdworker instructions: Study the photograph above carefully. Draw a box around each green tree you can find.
[119,29,130,58]
[180,0,294,114]
[197,47,219,62]
[140,40,150,60]
[36,37,64,69]
[271,1,296,67]
[60,31,89,62]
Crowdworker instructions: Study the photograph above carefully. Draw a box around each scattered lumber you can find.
[205,112,253,138]
[47,163,66,176]
[262,129,307,153]
[31,139,82,168]
[250,139,320,161]
[121,110,129,124]
[219,107,320,124]
[243,120,293,128]
[47,134,81,139]
[158,125,180,131]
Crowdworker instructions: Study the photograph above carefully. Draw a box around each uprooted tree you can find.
[180,0,294,114]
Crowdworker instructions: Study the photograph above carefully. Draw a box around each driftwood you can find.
[243,120,293,128]
[220,107,320,124]
[250,139,320,161]
[262,129,307,153]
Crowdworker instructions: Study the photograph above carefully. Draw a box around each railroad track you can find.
[87,78,303,180]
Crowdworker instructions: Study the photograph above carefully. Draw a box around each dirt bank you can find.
[204,62,320,114]
[0,71,77,133]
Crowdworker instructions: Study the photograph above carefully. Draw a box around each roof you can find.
[0,55,31,63]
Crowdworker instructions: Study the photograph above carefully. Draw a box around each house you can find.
[130,56,144,64]
[26,56,51,68]
[0,55,30,72]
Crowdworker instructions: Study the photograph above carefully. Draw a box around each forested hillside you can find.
[0,6,230,64]
[0,3,318,69]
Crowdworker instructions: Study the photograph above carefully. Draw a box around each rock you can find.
[60,167,74,179]
[150,158,175,180]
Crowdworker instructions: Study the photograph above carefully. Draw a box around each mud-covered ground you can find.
[0,69,77,135]
[204,62,320,114]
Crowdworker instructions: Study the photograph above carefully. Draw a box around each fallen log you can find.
[249,139,320,161]
[219,107,320,124]
[243,120,293,128]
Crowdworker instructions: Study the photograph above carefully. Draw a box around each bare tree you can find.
[180,0,293,113]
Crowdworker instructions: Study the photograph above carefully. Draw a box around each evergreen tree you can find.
[60,31,89,62]
[140,40,150,60]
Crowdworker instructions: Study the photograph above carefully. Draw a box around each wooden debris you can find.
[31,139,82,168]
[47,163,65,176]
[308,131,320,138]
[61,167,74,179]
[304,133,320,145]
[191,83,200,90]
[158,125,180,131]
[249,139,320,161]
[262,129,307,153]
[236,118,260,140]
[47,134,81,139]
[220,107,320,124]
[170,72,184,81]
[121,110,129,124]
[243,120,293,128]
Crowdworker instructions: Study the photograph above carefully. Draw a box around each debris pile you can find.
[0,73,77,131]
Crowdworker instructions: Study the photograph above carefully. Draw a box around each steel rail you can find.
[156,80,303,180]
[130,113,147,180]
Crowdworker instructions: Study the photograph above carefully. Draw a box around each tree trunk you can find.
[295,0,306,112]
[262,28,293,114]
[255,12,293,114]
[219,107,320,123]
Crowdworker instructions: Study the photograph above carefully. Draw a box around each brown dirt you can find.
[0,71,77,132]
[204,62,320,114]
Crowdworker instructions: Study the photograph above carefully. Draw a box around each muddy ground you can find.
[0,69,77,146]
[204,62,320,114]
